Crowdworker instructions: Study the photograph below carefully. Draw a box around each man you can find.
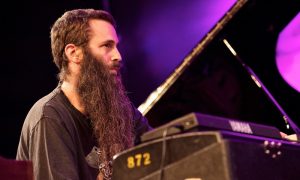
[16,9,152,180]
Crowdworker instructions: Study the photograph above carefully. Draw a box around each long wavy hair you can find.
[77,47,134,166]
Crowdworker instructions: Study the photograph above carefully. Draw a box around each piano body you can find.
[112,0,300,179]
[137,0,300,133]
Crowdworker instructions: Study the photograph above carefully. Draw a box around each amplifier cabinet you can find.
[112,131,300,180]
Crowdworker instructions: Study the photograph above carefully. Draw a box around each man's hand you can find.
[280,132,298,141]
[97,172,104,180]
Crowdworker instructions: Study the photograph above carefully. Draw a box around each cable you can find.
[159,124,185,180]
[159,128,168,180]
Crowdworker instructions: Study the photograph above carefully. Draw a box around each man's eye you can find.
[103,44,112,48]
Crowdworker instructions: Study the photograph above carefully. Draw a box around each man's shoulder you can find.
[23,87,64,129]
[31,87,62,114]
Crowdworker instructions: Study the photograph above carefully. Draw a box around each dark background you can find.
[3,0,300,159]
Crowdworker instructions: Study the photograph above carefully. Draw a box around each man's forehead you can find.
[88,19,119,42]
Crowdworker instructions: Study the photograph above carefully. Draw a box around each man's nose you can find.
[112,48,122,62]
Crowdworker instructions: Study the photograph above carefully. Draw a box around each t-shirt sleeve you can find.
[28,116,79,180]
[131,104,153,145]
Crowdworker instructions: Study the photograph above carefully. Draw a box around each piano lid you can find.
[138,0,300,133]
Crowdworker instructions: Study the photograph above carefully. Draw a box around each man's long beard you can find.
[77,48,134,169]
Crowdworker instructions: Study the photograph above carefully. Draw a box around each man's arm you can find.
[131,104,153,145]
[27,116,79,180]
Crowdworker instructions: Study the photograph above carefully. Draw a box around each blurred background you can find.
[3,0,299,158]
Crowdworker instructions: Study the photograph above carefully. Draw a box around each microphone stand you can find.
[222,38,300,139]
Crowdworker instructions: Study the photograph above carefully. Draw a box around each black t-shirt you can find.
[16,86,151,180]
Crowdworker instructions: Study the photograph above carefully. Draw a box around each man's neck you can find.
[61,80,86,114]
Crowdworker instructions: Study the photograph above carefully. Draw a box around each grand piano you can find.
[112,0,300,179]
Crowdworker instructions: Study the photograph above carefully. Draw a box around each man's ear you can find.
[64,44,83,64]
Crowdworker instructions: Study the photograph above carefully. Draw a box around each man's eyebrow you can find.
[102,39,119,45]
